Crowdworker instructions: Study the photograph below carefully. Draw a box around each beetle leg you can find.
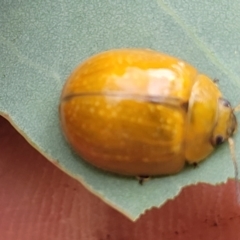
[193,162,199,168]
[136,175,151,185]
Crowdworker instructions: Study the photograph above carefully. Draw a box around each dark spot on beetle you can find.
[175,231,179,235]
[212,221,218,227]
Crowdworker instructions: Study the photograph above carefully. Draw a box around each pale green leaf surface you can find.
[1,0,240,220]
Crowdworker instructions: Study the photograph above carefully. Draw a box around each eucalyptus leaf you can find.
[1,0,240,221]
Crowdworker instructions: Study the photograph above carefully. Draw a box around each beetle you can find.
[59,48,238,182]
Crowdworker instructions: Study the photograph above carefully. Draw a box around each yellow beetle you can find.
[60,48,238,179]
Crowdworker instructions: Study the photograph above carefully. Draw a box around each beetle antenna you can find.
[228,137,240,204]
[234,104,240,112]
